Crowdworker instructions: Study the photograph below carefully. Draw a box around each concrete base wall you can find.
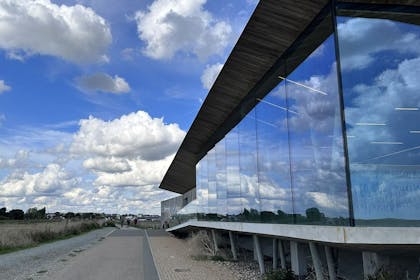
[177,221,420,279]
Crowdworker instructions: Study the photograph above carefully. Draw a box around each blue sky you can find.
[0,0,258,214]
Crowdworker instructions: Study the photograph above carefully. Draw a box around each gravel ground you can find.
[0,227,115,280]
[148,230,263,280]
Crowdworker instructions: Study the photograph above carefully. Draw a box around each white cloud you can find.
[0,164,80,197]
[76,73,131,94]
[306,192,348,210]
[0,80,11,94]
[338,18,420,71]
[0,150,28,169]
[134,0,232,60]
[71,111,185,160]
[201,63,223,90]
[0,111,185,214]
[83,157,131,173]
[91,156,173,187]
[0,0,111,64]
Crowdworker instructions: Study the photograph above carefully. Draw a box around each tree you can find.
[0,207,6,216]
[8,209,24,220]
[25,207,46,219]
[25,207,38,219]
[37,207,46,219]
[305,207,325,222]
[65,212,75,219]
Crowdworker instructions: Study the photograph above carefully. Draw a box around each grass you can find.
[0,219,104,255]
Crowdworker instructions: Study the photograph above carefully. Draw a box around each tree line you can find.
[0,207,103,221]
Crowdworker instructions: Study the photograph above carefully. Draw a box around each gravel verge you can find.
[0,227,115,280]
[148,231,263,280]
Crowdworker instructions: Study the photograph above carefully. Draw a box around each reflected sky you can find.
[338,16,420,222]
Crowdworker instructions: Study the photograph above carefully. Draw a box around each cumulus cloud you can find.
[0,164,80,197]
[135,0,232,60]
[91,156,173,187]
[0,80,11,94]
[71,111,185,160]
[76,73,131,94]
[0,0,111,64]
[338,18,420,71]
[201,63,223,90]
[83,157,131,173]
[0,150,28,169]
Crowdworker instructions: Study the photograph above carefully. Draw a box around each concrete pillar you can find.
[362,251,390,277]
[290,241,307,278]
[229,231,237,260]
[273,239,278,269]
[279,240,286,269]
[211,229,219,253]
[253,235,265,274]
[324,246,336,280]
[309,242,323,280]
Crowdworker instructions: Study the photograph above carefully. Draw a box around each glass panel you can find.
[215,139,227,219]
[226,126,242,220]
[206,147,218,220]
[238,108,260,222]
[286,35,350,225]
[337,14,420,226]
[255,80,294,223]
[196,154,208,220]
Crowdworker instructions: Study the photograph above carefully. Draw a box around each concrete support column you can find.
[290,241,307,278]
[309,242,323,280]
[273,239,278,269]
[279,240,286,269]
[229,231,237,260]
[362,251,390,277]
[253,235,265,274]
[211,229,219,253]
[324,246,336,280]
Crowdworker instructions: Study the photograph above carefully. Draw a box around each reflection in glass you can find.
[286,35,350,225]
[226,127,242,220]
[238,109,260,222]
[196,154,208,220]
[215,139,227,218]
[255,81,294,223]
[337,15,420,226]
[207,148,218,219]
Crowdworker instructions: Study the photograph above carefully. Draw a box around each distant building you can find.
[160,0,420,278]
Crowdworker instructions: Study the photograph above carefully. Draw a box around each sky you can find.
[0,0,259,215]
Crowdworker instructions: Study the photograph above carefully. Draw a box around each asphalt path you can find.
[0,227,159,280]
[45,227,159,280]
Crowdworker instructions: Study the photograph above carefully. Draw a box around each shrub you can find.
[264,268,296,280]
[210,255,226,262]
[366,267,396,280]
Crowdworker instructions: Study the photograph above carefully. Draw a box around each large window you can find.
[286,35,349,225]
[337,12,420,226]
[226,127,242,220]
[238,109,260,222]
[255,80,294,223]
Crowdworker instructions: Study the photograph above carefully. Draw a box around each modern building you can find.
[160,0,420,278]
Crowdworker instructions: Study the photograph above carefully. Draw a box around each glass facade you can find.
[174,4,420,227]
[337,12,420,226]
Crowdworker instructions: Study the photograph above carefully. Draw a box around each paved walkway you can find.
[147,230,243,280]
[45,228,158,280]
